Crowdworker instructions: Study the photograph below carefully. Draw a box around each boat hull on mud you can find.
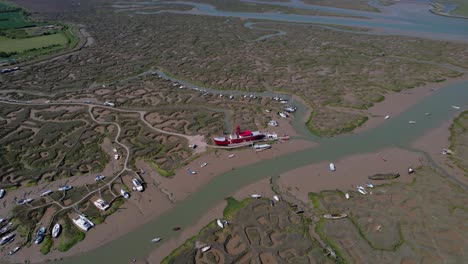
[213,125,265,146]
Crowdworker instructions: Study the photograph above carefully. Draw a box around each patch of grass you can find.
[57,216,85,252]
[0,33,68,53]
[146,159,175,177]
[40,236,53,255]
[223,197,251,219]
[308,192,321,210]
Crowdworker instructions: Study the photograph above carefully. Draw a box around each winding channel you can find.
[130,0,468,42]
[3,1,465,263]
[57,73,468,264]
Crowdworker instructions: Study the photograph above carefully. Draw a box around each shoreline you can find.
[351,74,468,134]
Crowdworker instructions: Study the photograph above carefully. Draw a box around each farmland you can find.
[0,1,77,62]
[0,33,68,53]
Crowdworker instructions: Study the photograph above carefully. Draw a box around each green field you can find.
[0,32,68,52]
[0,8,37,29]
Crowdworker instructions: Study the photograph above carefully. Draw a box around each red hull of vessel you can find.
[213,134,265,146]
[212,125,265,146]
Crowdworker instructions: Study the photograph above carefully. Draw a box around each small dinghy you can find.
[357,188,367,195]
[323,213,347,219]
[408,121,416,124]
[201,245,211,252]
[329,163,336,171]
[366,182,374,188]
[408,167,415,174]
[251,194,262,199]
[52,223,61,238]
[200,162,208,168]
[8,246,20,255]
[451,105,460,109]
[345,193,350,200]
[216,219,224,229]
[273,195,280,202]
[228,154,236,158]
[385,115,390,119]
[151,237,161,243]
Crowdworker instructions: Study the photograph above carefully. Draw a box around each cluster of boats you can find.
[0,219,19,255]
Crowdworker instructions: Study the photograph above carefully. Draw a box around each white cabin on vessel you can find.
[93,199,110,211]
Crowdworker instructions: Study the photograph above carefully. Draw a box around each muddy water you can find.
[133,1,468,42]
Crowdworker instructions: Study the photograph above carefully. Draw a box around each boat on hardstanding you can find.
[8,246,20,255]
[52,223,61,238]
[0,233,14,245]
[216,219,224,229]
[253,144,271,150]
[34,227,45,244]
[201,245,211,252]
[329,163,336,171]
[251,194,262,198]
[151,237,161,243]
[200,162,208,168]
[120,189,130,199]
[273,195,280,202]
[345,193,350,200]
[357,188,367,195]
[212,125,265,146]
[323,213,347,219]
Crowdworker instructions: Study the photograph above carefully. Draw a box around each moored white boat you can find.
[201,245,211,252]
[228,154,236,158]
[0,189,5,199]
[216,219,224,228]
[253,144,271,150]
[323,213,347,219]
[366,182,374,188]
[120,189,130,199]
[408,167,415,174]
[151,237,161,243]
[451,105,460,109]
[273,195,280,202]
[329,163,336,171]
[345,193,350,200]
[58,185,72,191]
[132,178,144,191]
[200,162,208,168]
[8,246,20,255]
[40,190,52,197]
[251,194,262,198]
[408,121,416,124]
[34,227,45,244]
[358,188,367,195]
[0,233,15,245]
[385,115,390,119]
[52,223,61,238]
